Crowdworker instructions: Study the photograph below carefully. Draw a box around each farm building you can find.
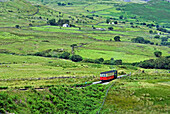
[63,24,70,27]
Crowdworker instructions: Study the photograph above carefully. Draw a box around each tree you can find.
[154,35,160,39]
[92,25,95,29]
[15,25,20,28]
[106,19,110,24]
[114,60,122,65]
[70,44,77,54]
[149,30,153,34]
[131,37,144,43]
[119,15,123,19]
[130,22,133,25]
[57,19,69,26]
[154,51,162,57]
[161,37,168,42]
[114,36,121,41]
[70,55,83,62]
[48,19,56,25]
[59,52,70,59]
[114,21,118,24]
[98,58,104,62]
[108,27,113,30]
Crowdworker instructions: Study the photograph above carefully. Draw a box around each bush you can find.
[47,19,56,25]
[0,86,8,89]
[94,59,101,64]
[24,86,33,89]
[34,52,46,56]
[103,60,113,65]
[154,35,160,39]
[131,37,151,44]
[70,55,83,62]
[59,52,70,59]
[114,60,122,65]
[82,58,95,63]
[108,27,113,30]
[15,25,20,28]
[161,37,168,42]
[98,58,104,62]
[161,41,170,46]
[149,30,153,34]
[154,51,162,57]
[0,108,6,113]
[114,21,118,24]
[57,19,69,26]
[134,57,170,69]
[114,36,121,41]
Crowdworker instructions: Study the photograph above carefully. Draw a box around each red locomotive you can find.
[100,70,117,81]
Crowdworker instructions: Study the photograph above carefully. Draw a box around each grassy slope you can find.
[124,0,170,27]
[102,74,170,113]
[0,0,169,113]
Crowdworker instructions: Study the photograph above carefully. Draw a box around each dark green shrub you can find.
[70,55,83,62]
[15,25,20,28]
[114,60,122,65]
[154,51,162,57]
[103,60,113,65]
[161,37,168,42]
[114,36,121,41]
[82,58,95,63]
[94,59,101,64]
[47,19,56,25]
[134,57,170,69]
[0,86,8,89]
[59,52,70,59]
[154,35,160,39]
[108,27,113,30]
[24,86,33,89]
[98,58,104,62]
[149,30,153,34]
[131,37,151,44]
[0,108,5,113]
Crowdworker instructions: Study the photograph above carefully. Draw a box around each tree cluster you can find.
[34,50,83,62]
[47,19,70,26]
[83,58,122,65]
[33,49,123,65]
[133,57,170,69]
[157,27,170,33]
[57,2,73,6]
[131,37,153,44]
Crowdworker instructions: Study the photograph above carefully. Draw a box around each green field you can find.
[0,0,170,113]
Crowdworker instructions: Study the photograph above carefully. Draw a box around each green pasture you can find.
[0,0,169,113]
[102,73,170,113]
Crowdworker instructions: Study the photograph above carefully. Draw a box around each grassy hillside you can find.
[0,0,169,113]
[124,0,170,27]
[102,73,170,113]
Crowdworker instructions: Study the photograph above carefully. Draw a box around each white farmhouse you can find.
[63,24,70,27]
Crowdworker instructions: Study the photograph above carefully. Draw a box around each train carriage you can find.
[100,70,117,81]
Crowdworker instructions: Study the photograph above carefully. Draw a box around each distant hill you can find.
[123,0,170,27]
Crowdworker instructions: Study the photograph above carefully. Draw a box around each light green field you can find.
[0,0,169,113]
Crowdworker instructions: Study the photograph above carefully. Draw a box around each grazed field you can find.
[0,0,169,113]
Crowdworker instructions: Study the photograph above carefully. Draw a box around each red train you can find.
[100,70,117,81]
